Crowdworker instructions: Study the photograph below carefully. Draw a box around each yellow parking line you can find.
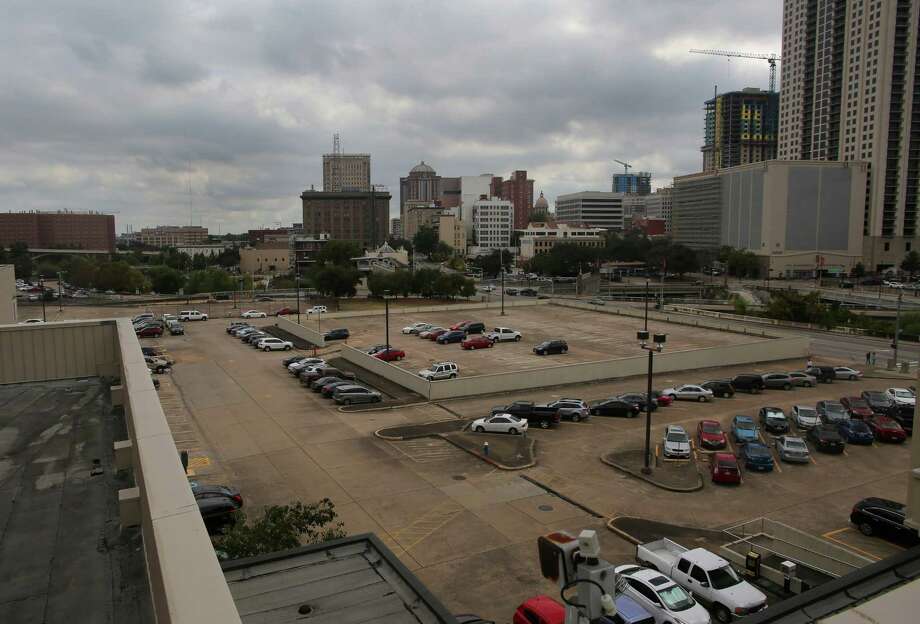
[821,528,882,561]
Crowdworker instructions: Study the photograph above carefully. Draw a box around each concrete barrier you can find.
[320,298,548,320]
[276,315,326,347]
[0,319,120,384]
[339,344,431,398]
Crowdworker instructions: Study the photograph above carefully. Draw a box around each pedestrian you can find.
[871,352,877,366]
[866,352,871,365]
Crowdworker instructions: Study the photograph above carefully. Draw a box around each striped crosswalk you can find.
[389,437,467,463]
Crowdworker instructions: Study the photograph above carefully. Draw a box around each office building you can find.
[239,244,291,275]
[399,161,442,225]
[301,188,389,249]
[291,233,330,269]
[702,88,779,171]
[390,217,402,239]
[472,198,514,250]
[555,192,626,231]
[491,170,535,229]
[778,0,920,269]
[518,222,605,260]
[438,214,467,254]
[138,225,208,248]
[1,265,15,324]
[440,176,461,209]
[622,194,648,217]
[322,153,371,192]
[459,174,493,231]
[672,160,867,276]
[403,201,445,240]
[611,171,651,195]
[247,226,301,246]
[0,211,116,252]
[175,244,227,257]
[644,187,674,233]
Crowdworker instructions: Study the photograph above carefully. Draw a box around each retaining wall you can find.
[276,315,326,347]
[320,298,547,320]
[340,345,430,398]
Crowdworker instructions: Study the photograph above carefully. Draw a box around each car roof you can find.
[782,435,806,443]
[666,424,686,433]
[628,567,676,587]
[860,497,905,510]
[335,384,367,391]
[684,547,729,569]
[794,404,815,409]
[700,419,720,425]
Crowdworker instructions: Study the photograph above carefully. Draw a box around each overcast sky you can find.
[1,1,781,234]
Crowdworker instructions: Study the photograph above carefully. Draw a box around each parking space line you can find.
[821,528,882,561]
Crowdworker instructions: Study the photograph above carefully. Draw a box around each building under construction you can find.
[701,87,779,172]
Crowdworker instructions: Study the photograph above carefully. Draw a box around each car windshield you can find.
[850,399,869,408]
[798,408,817,418]
[736,420,754,429]
[709,565,742,589]
[667,432,688,443]
[786,439,807,449]
[701,423,721,433]
[657,585,694,611]
[766,412,786,421]
[894,390,913,398]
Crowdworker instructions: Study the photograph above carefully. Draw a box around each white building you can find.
[518,223,606,260]
[472,198,513,250]
[644,187,673,233]
[175,244,227,257]
[555,192,626,230]
[459,174,493,232]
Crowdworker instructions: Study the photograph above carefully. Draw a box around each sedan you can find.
[834,366,863,381]
[792,405,820,429]
[817,400,849,424]
[288,358,325,373]
[373,348,405,362]
[652,391,674,407]
[775,435,811,463]
[423,328,448,340]
[731,415,759,443]
[886,387,916,408]
[461,335,494,350]
[241,310,267,318]
[851,498,919,544]
[436,330,466,344]
[788,371,817,387]
[323,328,350,341]
[614,566,710,624]
[470,414,528,435]
[840,396,874,419]
[136,325,164,338]
[862,390,896,416]
[192,483,243,534]
[402,322,431,334]
[762,373,794,390]
[868,416,907,443]
[759,406,790,434]
[243,331,268,344]
[310,375,345,392]
[255,337,294,352]
[332,385,382,405]
[589,399,639,418]
[661,384,714,402]
[283,355,310,367]
[274,307,297,316]
[741,442,775,472]
[321,379,357,398]
[838,418,875,444]
[711,452,742,484]
[662,425,691,459]
[449,320,473,330]
[617,393,658,413]
[697,419,727,450]
[807,424,846,453]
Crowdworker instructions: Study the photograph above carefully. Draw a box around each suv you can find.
[806,365,836,383]
[178,310,208,321]
[418,362,459,380]
[731,373,765,394]
[851,498,919,544]
[762,373,794,390]
[759,407,790,433]
[662,425,691,459]
[533,340,568,355]
[458,321,485,334]
[701,380,734,398]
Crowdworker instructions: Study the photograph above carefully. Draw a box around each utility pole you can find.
[57,271,64,313]
[500,247,505,316]
[644,279,649,330]
[39,276,46,322]
[893,289,903,367]
[296,266,301,325]
[638,331,666,474]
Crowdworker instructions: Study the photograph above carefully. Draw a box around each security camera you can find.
[637,330,650,342]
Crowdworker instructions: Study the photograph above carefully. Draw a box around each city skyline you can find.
[1,1,780,233]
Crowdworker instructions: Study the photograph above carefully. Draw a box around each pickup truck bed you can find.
[636,538,685,571]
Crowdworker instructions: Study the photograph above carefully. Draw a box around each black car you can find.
[534,340,568,355]
[850,497,919,544]
[617,393,658,412]
[460,321,485,334]
[731,374,765,394]
[324,328,350,341]
[861,390,895,416]
[758,406,790,433]
[191,483,243,533]
[589,399,640,418]
[701,380,735,398]
[807,424,846,453]
[806,365,837,383]
[437,330,466,344]
[891,405,914,435]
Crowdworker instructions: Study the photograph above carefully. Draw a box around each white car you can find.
[661,384,714,402]
[470,414,528,435]
[662,425,691,459]
[255,337,293,351]
[886,387,916,407]
[241,310,267,319]
[487,327,522,342]
[288,358,325,373]
[307,305,327,315]
[614,565,711,624]
[833,366,863,381]
[479,285,495,293]
[178,310,208,321]
[162,313,177,322]
[791,404,820,429]
[402,322,431,334]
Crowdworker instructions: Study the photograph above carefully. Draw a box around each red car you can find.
[840,396,874,419]
[868,416,907,443]
[275,307,297,316]
[136,325,163,338]
[450,320,473,331]
[426,328,448,340]
[461,335,493,350]
[697,419,727,450]
[710,453,742,484]
[655,393,674,407]
[373,348,405,362]
[513,595,564,624]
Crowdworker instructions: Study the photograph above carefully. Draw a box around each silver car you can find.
[333,385,382,405]
[661,384,714,402]
[792,405,820,429]
[775,435,811,463]
[787,371,817,387]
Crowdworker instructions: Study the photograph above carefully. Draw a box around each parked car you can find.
[806,365,836,383]
[787,371,817,387]
[487,327,522,342]
[792,405,820,429]
[323,328,350,341]
[437,330,466,344]
[850,498,919,544]
[697,420,727,450]
[229,324,252,336]
[471,413,529,435]
[490,401,561,428]
[255,295,273,301]
[191,483,243,534]
[145,356,171,373]
[461,335,493,350]
[834,366,863,381]
[533,340,568,355]
[701,380,734,398]
[450,320,474,330]
[741,442,775,472]
[162,314,177,323]
[816,400,849,424]
[837,418,875,444]
[423,328,448,340]
[288,357,325,373]
[775,435,811,463]
[295,365,331,382]
[762,373,794,390]
[373,348,405,361]
[807,424,847,453]
[617,393,658,413]
[136,324,164,338]
[661,384,714,402]
[589,398,640,418]
[731,415,759,443]
[241,310,267,318]
[840,396,875,419]
[320,378,358,398]
[862,390,896,416]
[242,331,268,344]
[758,406,790,434]
[614,565,711,624]
[632,540,767,623]
[886,387,916,408]
[402,322,431,334]
[458,321,485,334]
[710,453,742,484]
[310,375,348,391]
[178,310,208,321]
[662,425,691,459]
[166,320,185,335]
[651,390,674,407]
[867,416,907,443]
[306,306,327,315]
[332,385,382,405]
[255,337,294,352]
[512,594,653,624]
[132,313,155,324]
[418,361,459,380]
[366,345,389,355]
[730,373,765,394]
[142,346,169,359]
[274,307,297,316]
[545,398,590,422]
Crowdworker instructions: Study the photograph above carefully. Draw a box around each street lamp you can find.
[383,290,393,355]
[295,266,301,325]
[500,247,505,316]
[39,276,47,322]
[57,271,64,313]
[638,329,666,474]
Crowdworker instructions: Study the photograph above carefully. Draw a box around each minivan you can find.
[731,373,765,394]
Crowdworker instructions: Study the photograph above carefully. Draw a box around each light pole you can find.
[57,271,64,313]
[644,279,650,330]
[295,266,301,325]
[384,290,392,354]
[638,330,666,474]
[39,276,47,322]
[893,288,903,367]
[500,248,505,316]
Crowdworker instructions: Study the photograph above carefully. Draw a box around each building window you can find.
[884,242,890,251]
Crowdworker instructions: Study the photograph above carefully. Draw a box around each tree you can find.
[901,251,920,275]
[719,247,760,278]
[9,242,32,279]
[316,240,363,267]
[216,247,240,268]
[429,241,453,263]
[468,249,511,278]
[312,265,360,297]
[412,226,439,257]
[666,244,700,276]
[192,253,208,270]
[851,262,866,279]
[386,237,414,255]
[185,268,238,294]
[213,499,345,561]
[67,256,98,288]
[147,266,185,294]
[95,261,148,293]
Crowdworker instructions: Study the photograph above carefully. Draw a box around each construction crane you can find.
[613,159,631,175]
[689,49,782,93]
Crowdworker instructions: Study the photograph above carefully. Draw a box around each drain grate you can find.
[538,504,554,512]
[452,475,467,481]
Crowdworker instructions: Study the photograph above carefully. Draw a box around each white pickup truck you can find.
[636,539,767,623]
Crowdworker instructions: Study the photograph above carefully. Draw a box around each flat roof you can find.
[0,378,152,623]
[222,533,459,623]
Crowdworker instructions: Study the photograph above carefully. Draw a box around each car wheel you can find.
[571,414,580,423]
[562,347,568,353]
[668,394,676,401]
[509,427,518,435]
[263,347,270,352]
[449,373,457,379]
[488,342,493,348]
[850,375,857,381]
[784,383,792,391]
[284,345,291,350]
[713,604,732,624]
[859,522,874,536]
[698,396,706,402]
[539,420,550,429]
[515,335,521,342]
[343,398,351,405]
[476,426,485,433]
[590,409,597,415]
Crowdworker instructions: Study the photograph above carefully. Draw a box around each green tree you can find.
[147,266,185,294]
[67,256,98,288]
[412,268,440,297]
[386,237,414,255]
[213,499,345,561]
[666,244,700,276]
[468,249,511,278]
[185,268,238,294]
[316,240,363,267]
[192,253,208,270]
[901,251,920,275]
[216,247,240,268]
[851,262,866,279]
[429,241,453,263]
[313,265,360,297]
[96,261,148,293]
[9,242,33,279]
[412,226,439,257]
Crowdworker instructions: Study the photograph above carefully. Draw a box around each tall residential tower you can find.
[702,88,779,171]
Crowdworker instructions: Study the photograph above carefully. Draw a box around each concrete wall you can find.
[340,344,431,398]
[320,298,547,320]
[0,264,15,324]
[276,315,326,347]
[0,319,120,384]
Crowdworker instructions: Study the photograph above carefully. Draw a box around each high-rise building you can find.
[0,211,116,251]
[778,0,920,269]
[301,188,389,249]
[399,162,442,225]
[459,174,493,231]
[322,153,371,192]
[440,176,461,209]
[390,217,402,239]
[438,214,467,254]
[490,170,535,229]
[702,88,779,171]
[472,198,514,250]
[555,192,626,230]
[611,172,651,195]
[403,201,445,240]
[644,187,674,233]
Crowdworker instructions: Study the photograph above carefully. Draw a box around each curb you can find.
[520,475,604,518]
[600,455,704,493]
[605,516,642,544]
[440,434,537,471]
[373,418,464,441]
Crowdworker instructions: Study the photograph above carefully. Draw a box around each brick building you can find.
[0,211,116,252]
[301,189,390,248]
[490,170,535,229]
[137,225,208,248]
